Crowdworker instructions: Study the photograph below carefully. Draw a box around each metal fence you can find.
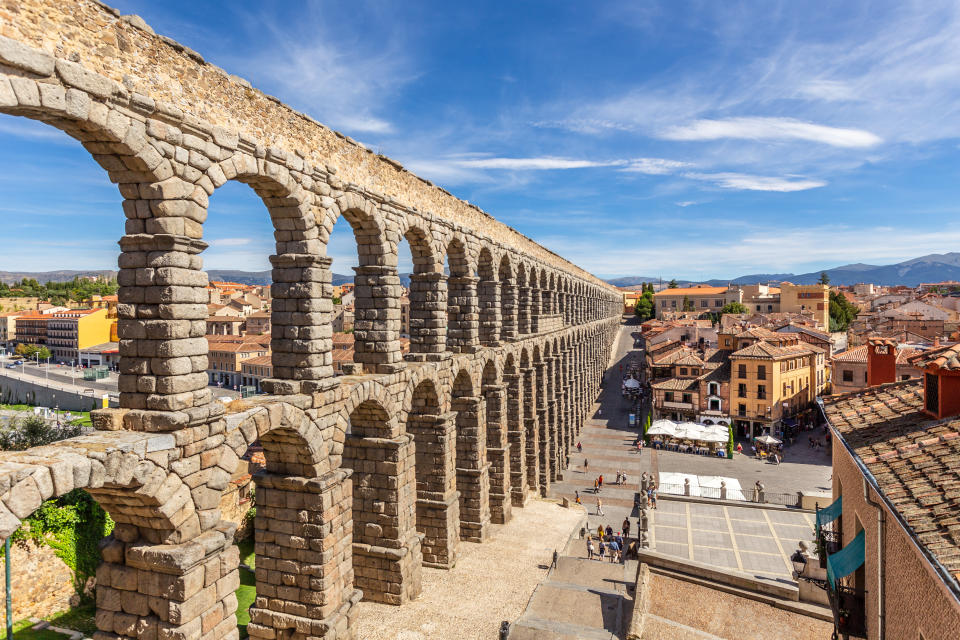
[654,481,800,508]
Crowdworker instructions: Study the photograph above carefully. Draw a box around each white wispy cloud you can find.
[452,156,623,170]
[620,158,691,175]
[684,172,827,192]
[661,117,882,148]
[222,6,416,135]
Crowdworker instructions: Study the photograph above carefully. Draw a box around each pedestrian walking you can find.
[597,524,604,539]
[599,474,604,488]
[623,518,631,538]
[587,536,594,560]
[594,478,599,493]
[577,441,582,453]
[598,540,605,561]
[575,490,581,505]
[551,549,558,570]
[596,497,604,516]
[584,458,589,473]
[649,483,657,509]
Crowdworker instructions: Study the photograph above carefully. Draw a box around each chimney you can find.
[867,337,897,387]
[919,344,960,420]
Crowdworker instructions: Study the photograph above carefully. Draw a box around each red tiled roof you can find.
[910,343,960,371]
[823,380,960,584]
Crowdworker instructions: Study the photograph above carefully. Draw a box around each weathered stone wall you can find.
[0,2,624,638]
[0,539,77,628]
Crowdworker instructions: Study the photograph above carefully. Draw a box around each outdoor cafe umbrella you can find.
[646,420,677,437]
[623,378,641,389]
[755,434,782,446]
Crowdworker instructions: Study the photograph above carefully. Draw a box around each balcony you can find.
[831,585,866,638]
[662,400,694,410]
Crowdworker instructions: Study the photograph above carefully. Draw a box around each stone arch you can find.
[450,367,489,542]
[498,253,518,340]
[338,380,398,441]
[400,220,446,358]
[255,402,330,477]
[478,246,501,347]
[445,236,478,353]
[342,394,422,604]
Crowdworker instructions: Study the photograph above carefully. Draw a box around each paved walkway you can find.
[354,497,582,640]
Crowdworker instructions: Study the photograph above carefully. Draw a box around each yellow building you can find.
[779,283,829,330]
[45,308,113,363]
[729,333,826,438]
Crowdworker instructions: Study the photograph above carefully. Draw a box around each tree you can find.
[0,415,82,451]
[668,279,679,289]
[719,301,748,315]
[818,271,830,285]
[37,346,51,361]
[682,295,695,312]
[634,289,655,321]
[828,291,859,332]
[726,424,734,460]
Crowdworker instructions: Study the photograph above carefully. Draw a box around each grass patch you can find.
[0,405,91,426]
[238,537,255,569]
[236,566,257,639]
[47,602,97,636]
[7,618,69,640]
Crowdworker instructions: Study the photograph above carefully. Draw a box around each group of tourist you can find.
[585,519,633,563]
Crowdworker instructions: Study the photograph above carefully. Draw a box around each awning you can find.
[816,495,842,529]
[827,529,865,587]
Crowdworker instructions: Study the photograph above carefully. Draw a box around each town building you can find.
[819,341,960,639]
[245,311,271,335]
[239,355,272,394]
[78,342,120,369]
[830,341,923,394]
[725,329,826,439]
[15,308,114,364]
[206,334,271,390]
[654,285,733,318]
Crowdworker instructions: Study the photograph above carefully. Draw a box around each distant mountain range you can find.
[6,252,960,290]
[605,253,960,288]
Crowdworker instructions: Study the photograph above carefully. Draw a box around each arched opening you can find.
[482,359,512,524]
[499,255,517,340]
[407,378,459,568]
[528,267,542,333]
[477,247,500,347]
[444,238,477,353]
[516,264,530,335]
[343,398,421,603]
[323,195,398,375]
[451,368,490,542]
[521,347,540,495]
[503,353,527,508]
[399,224,444,360]
[202,179,285,396]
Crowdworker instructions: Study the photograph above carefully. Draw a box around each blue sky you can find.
[3,0,960,280]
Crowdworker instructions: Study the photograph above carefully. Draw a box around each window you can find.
[757,365,766,379]
[671,300,677,308]
[682,393,692,404]
[738,383,747,398]
[714,299,723,307]
[756,305,761,311]
[926,373,939,413]
[757,384,766,400]
[700,299,708,307]
[708,382,719,396]
[665,392,674,402]
[901,374,910,381]
[679,367,687,375]
[738,403,746,417]
[842,370,853,382]
[738,364,747,378]
[709,399,720,411]
[767,304,773,311]
[691,368,699,375]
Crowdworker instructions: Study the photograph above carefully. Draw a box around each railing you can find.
[661,400,694,409]
[655,481,800,507]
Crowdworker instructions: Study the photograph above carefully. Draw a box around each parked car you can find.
[5,363,15,369]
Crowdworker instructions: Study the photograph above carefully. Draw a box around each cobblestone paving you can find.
[353,498,582,640]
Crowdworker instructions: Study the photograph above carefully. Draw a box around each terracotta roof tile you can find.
[823,380,960,579]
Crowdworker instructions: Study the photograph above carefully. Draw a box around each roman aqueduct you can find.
[0,1,622,638]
